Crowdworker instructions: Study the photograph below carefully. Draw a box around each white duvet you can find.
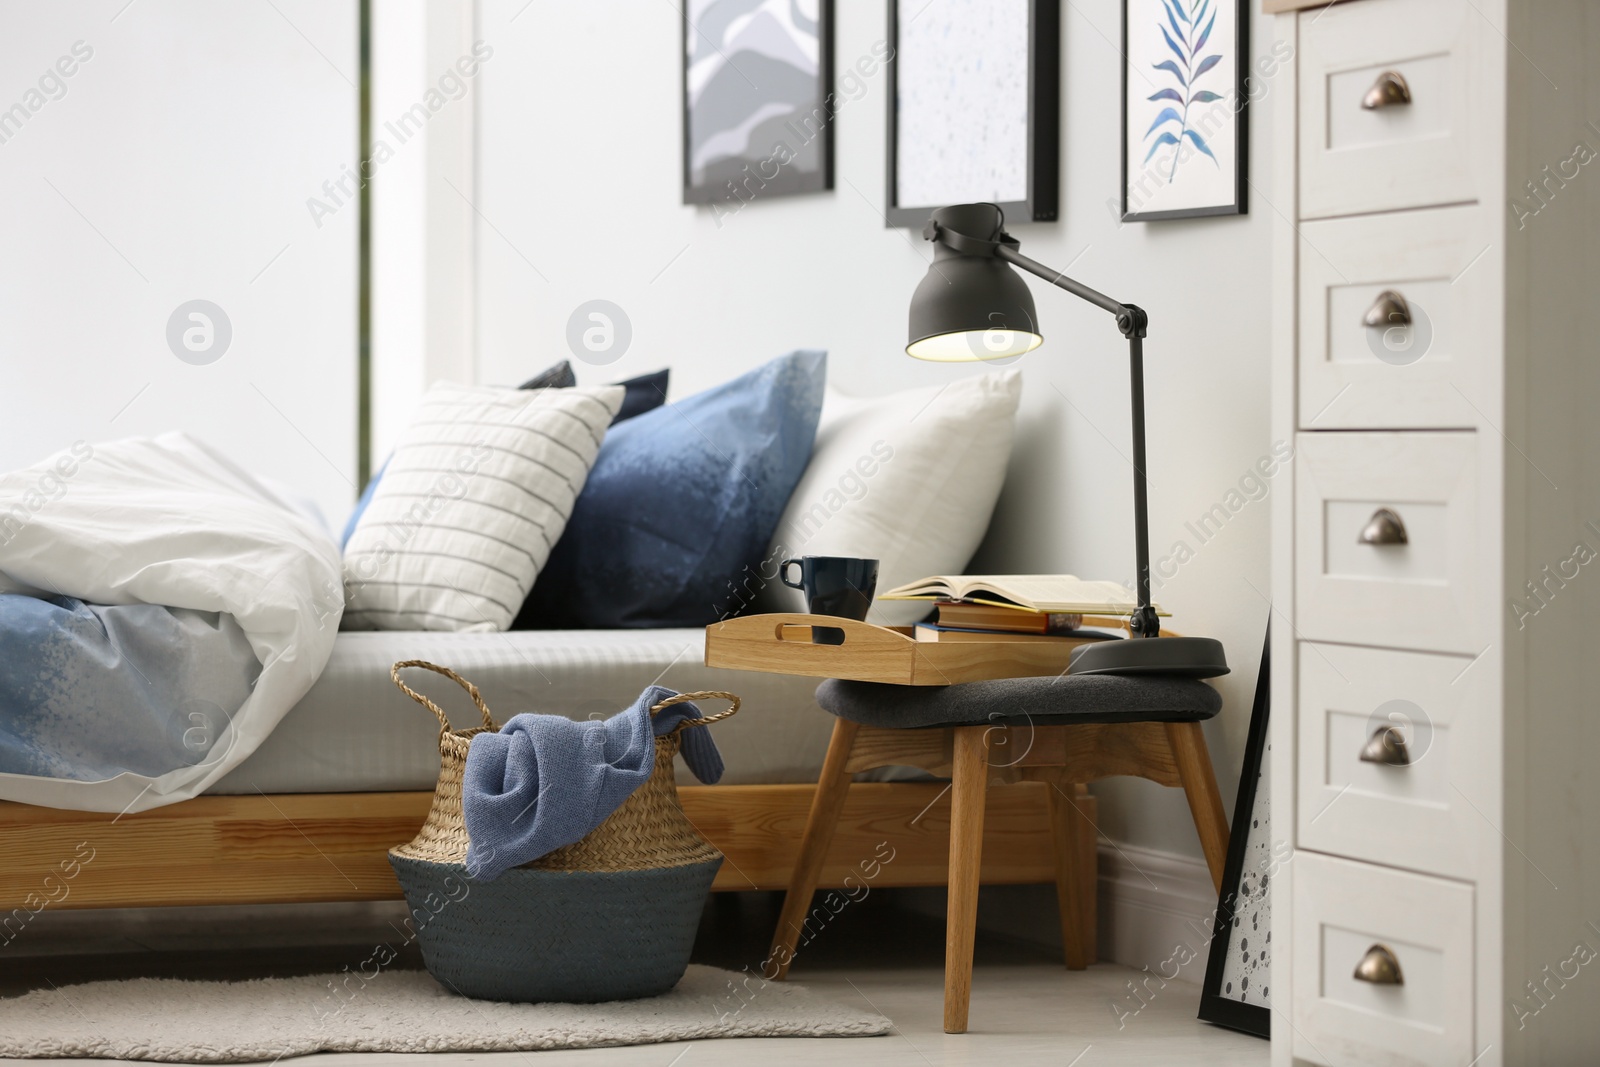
[0,434,343,812]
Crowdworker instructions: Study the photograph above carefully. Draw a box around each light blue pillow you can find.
[338,456,386,548]
[515,350,826,628]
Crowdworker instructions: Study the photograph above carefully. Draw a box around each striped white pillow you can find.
[341,382,624,632]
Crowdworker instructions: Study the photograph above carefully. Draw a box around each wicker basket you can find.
[386,660,737,1003]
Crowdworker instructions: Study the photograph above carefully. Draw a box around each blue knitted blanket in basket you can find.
[461,686,723,880]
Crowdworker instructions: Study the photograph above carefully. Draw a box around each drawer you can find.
[1297,643,1489,880]
[1295,432,1480,654]
[1292,852,1474,1067]
[1298,207,1495,430]
[1298,0,1486,219]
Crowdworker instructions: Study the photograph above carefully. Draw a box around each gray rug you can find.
[0,965,890,1062]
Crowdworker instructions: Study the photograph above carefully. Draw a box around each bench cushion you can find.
[815,674,1222,730]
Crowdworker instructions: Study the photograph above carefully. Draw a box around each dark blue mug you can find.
[779,555,879,644]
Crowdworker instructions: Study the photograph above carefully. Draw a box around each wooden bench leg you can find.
[1166,721,1230,894]
[768,717,860,980]
[1076,788,1098,964]
[944,724,990,1034]
[1047,779,1094,970]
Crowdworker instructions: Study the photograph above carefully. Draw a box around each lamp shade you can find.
[906,203,1043,362]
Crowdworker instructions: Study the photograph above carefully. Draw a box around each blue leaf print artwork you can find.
[1143,0,1224,182]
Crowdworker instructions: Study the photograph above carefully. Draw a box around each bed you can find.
[0,628,1080,914]
[0,415,1081,924]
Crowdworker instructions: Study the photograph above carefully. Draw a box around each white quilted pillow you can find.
[761,369,1022,627]
[341,382,624,632]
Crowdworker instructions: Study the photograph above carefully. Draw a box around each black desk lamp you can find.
[906,202,1227,678]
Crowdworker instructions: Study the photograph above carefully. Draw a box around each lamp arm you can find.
[992,243,1161,639]
[996,244,1147,338]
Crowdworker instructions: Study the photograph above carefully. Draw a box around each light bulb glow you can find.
[906,329,1043,362]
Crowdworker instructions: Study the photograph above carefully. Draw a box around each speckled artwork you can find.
[1219,736,1271,1008]
[894,0,1030,208]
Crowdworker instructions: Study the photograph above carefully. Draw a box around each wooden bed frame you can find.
[1,618,1227,928]
[0,782,1092,916]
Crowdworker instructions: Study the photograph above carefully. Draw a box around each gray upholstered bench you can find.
[767,673,1230,1034]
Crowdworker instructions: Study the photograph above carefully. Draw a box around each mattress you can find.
[210,629,834,794]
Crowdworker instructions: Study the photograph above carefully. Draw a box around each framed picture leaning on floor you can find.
[1199,621,1274,1038]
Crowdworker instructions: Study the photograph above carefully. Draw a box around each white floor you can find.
[3,898,1268,1066]
[401,963,1266,1067]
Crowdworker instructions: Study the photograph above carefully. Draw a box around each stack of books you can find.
[877,574,1167,644]
[915,600,1085,643]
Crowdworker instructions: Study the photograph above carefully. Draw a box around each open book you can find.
[879,574,1167,616]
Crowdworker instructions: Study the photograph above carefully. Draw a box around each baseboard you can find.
[897,840,1220,982]
[1095,841,1219,980]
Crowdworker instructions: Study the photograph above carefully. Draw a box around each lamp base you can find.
[1069,635,1229,679]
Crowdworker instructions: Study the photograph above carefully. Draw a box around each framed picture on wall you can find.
[1121,0,1248,221]
[682,0,834,207]
[1198,622,1272,1038]
[885,0,1059,228]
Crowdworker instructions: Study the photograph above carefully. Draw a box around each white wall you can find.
[370,0,431,464]
[471,0,1284,859]
[369,0,478,462]
[0,0,358,525]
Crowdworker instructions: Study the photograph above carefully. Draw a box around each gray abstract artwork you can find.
[683,0,830,204]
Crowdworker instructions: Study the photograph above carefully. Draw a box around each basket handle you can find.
[650,690,740,737]
[391,659,498,741]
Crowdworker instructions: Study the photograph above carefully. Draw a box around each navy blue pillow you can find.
[614,368,669,422]
[516,360,578,389]
[519,363,669,426]
[514,350,826,629]
[340,364,670,548]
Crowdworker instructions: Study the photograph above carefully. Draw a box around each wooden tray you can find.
[703,613,1121,686]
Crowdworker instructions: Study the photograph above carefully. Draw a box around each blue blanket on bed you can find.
[0,594,261,782]
[461,686,724,880]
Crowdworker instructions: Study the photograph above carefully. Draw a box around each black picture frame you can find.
[884,0,1059,229]
[1198,622,1271,1038]
[681,0,835,207]
[1120,0,1248,222]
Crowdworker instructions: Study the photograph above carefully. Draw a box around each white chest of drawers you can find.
[1266,1,1600,1064]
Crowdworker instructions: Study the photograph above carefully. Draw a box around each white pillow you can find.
[761,369,1022,626]
[342,382,624,632]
